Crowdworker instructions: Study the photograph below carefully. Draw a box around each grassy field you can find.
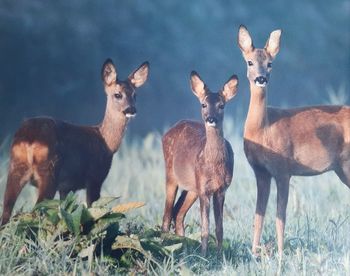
[0,116,349,275]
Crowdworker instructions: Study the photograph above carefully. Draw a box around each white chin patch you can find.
[125,113,136,118]
[206,122,216,127]
[255,81,267,87]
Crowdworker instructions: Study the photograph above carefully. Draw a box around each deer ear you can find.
[101,58,117,86]
[238,25,254,53]
[190,71,207,101]
[220,75,238,102]
[128,61,149,88]
[265,29,282,59]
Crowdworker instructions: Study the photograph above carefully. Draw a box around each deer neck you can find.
[99,101,128,153]
[203,126,226,162]
[244,82,269,139]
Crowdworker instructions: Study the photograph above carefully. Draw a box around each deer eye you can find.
[219,104,224,109]
[201,103,207,108]
[114,93,122,99]
[267,62,272,68]
[248,61,253,66]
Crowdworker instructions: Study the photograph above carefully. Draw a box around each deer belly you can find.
[57,167,86,191]
[56,155,88,191]
[245,140,333,176]
[173,156,197,191]
[291,144,333,175]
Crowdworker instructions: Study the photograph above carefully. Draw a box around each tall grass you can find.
[0,115,349,275]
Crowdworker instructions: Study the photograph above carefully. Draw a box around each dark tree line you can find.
[0,0,349,141]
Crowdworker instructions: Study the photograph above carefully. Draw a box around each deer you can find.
[161,71,238,256]
[237,25,350,258]
[0,59,149,225]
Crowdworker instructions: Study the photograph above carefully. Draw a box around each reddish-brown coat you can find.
[161,71,238,256]
[238,25,350,258]
[1,59,149,225]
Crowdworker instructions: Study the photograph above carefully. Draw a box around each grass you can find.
[0,116,349,275]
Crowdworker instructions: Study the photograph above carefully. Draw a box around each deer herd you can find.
[1,25,349,259]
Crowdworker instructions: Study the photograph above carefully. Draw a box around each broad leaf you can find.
[45,208,60,225]
[61,204,84,236]
[60,192,78,213]
[33,199,60,212]
[88,213,124,237]
[140,238,170,257]
[163,242,182,253]
[111,202,145,213]
[87,207,110,221]
[161,232,201,252]
[91,197,120,208]
[112,235,150,258]
[139,228,162,239]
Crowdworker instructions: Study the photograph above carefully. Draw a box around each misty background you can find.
[0,0,349,141]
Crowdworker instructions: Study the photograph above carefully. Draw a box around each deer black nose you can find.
[255,76,267,84]
[206,117,217,124]
[123,106,137,117]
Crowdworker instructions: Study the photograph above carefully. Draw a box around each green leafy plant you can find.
[1,192,220,271]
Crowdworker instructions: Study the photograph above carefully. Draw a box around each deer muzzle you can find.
[123,106,137,118]
[205,117,218,127]
[254,76,268,87]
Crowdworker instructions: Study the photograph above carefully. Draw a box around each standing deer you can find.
[0,59,149,225]
[161,71,238,255]
[237,25,350,257]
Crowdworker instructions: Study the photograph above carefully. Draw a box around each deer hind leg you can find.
[1,161,32,225]
[174,190,198,236]
[252,168,272,256]
[86,181,103,206]
[34,165,57,204]
[30,143,58,204]
[275,175,290,259]
[213,188,225,255]
[172,190,187,222]
[162,171,178,232]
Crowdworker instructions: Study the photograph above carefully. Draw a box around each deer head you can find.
[101,59,149,118]
[238,25,282,88]
[190,71,238,128]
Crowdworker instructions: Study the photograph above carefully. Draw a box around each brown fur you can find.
[238,25,350,257]
[1,59,149,225]
[161,71,238,255]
